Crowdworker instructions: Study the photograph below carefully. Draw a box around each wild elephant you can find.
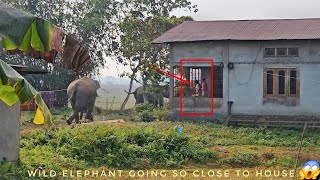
[66,77,100,125]
[129,86,169,107]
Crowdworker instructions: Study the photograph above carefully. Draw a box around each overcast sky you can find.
[100,0,320,77]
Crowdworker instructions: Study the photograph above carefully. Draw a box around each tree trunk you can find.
[142,76,148,104]
[120,71,136,110]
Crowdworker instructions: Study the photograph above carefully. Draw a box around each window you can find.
[263,68,300,98]
[173,66,223,98]
[276,48,287,56]
[214,66,223,98]
[264,48,276,57]
[288,48,299,57]
[264,48,299,57]
[266,70,273,94]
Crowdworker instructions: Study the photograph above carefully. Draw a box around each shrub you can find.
[0,160,12,180]
[262,152,275,160]
[134,104,156,122]
[153,107,169,121]
[137,110,155,122]
[135,103,154,113]
[218,152,260,167]
[276,157,296,168]
[19,125,216,171]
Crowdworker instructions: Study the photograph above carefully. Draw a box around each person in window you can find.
[201,78,207,97]
[194,80,201,96]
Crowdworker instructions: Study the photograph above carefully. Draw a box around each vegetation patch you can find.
[18,124,215,174]
[217,152,260,167]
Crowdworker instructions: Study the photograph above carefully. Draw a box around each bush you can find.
[262,152,275,160]
[153,106,169,121]
[138,110,155,122]
[134,104,156,122]
[218,152,260,167]
[18,125,216,171]
[276,157,296,168]
[135,103,154,113]
[0,160,12,180]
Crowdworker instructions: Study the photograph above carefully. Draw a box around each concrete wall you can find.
[0,101,20,161]
[169,40,320,117]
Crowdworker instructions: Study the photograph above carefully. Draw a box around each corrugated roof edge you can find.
[152,18,320,44]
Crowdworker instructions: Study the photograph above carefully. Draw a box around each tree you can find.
[116,15,194,110]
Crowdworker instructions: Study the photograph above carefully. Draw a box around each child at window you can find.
[201,78,207,97]
[194,80,201,96]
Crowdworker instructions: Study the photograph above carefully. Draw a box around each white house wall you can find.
[170,40,320,116]
[0,101,20,161]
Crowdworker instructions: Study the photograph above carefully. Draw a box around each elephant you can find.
[66,77,100,125]
[129,86,169,107]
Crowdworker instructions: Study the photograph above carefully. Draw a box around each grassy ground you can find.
[12,109,320,179]
[95,84,137,110]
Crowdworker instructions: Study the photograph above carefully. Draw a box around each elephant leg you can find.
[74,112,80,124]
[66,114,74,125]
[67,99,76,125]
[72,101,83,124]
[67,111,80,125]
[85,106,94,122]
[79,111,84,120]
[85,100,95,122]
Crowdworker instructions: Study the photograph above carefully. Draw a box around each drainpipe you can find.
[226,41,231,125]
[228,101,233,115]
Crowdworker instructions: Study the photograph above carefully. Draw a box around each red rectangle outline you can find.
[179,59,215,117]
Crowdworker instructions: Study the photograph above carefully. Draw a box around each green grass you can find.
[146,122,320,147]
[4,114,320,179]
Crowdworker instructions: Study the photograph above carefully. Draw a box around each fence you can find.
[95,95,136,111]
[20,85,138,111]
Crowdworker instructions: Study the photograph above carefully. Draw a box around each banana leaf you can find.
[0,3,63,62]
[0,59,52,126]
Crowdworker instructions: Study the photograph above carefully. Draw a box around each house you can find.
[153,18,320,127]
[9,65,54,111]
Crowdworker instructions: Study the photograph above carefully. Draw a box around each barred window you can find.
[264,48,276,57]
[173,65,223,98]
[276,48,287,56]
[264,48,299,57]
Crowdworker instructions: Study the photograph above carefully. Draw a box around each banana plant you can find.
[0,3,65,126]
[0,3,63,61]
[0,59,52,126]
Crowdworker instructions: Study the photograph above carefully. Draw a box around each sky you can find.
[99,0,320,77]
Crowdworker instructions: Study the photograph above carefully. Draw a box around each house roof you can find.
[9,64,48,75]
[152,18,320,43]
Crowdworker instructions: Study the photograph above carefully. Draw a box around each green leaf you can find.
[30,21,45,52]
[0,59,52,126]
[19,25,32,51]
[2,38,16,51]
[0,84,19,106]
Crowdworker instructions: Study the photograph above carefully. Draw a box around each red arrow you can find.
[145,64,191,85]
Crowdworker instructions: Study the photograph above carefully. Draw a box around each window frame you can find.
[264,48,276,57]
[288,47,299,57]
[264,47,299,57]
[276,48,288,57]
[172,65,223,98]
[263,67,300,98]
